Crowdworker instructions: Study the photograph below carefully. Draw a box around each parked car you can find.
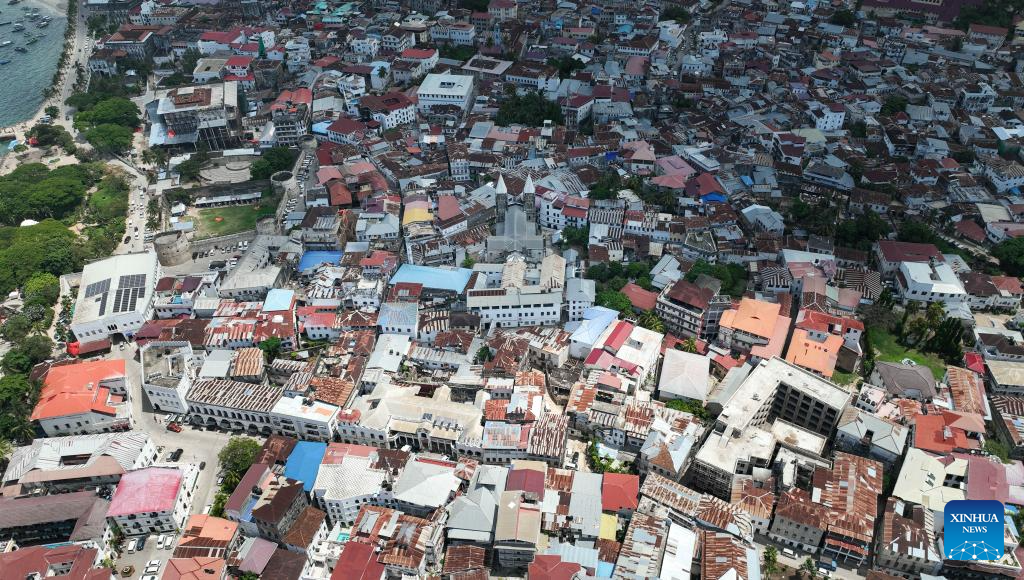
[166,422,182,433]
[168,448,184,461]
[125,539,138,553]
[147,558,162,570]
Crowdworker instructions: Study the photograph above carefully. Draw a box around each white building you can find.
[270,396,340,442]
[185,378,282,434]
[71,252,161,342]
[141,342,198,414]
[416,73,475,114]
[107,466,199,536]
[311,444,397,526]
[565,278,596,322]
[896,260,967,305]
[31,360,133,437]
[466,254,565,328]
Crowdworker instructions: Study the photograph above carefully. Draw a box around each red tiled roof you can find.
[528,555,581,580]
[620,283,658,311]
[108,467,183,516]
[32,360,126,421]
[602,473,640,512]
[876,240,943,263]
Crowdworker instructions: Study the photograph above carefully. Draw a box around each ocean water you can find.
[0,0,68,128]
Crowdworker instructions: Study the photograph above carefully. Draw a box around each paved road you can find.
[105,343,251,573]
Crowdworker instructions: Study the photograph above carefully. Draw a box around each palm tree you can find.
[763,546,779,579]
[682,337,698,353]
[638,311,665,334]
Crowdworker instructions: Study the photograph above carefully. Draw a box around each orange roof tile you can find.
[31,360,126,421]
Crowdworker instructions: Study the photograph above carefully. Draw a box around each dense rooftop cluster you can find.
[9,0,1024,577]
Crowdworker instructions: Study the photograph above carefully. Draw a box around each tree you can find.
[217,437,262,480]
[664,398,710,422]
[801,557,818,579]
[495,91,564,126]
[926,317,964,363]
[597,290,633,313]
[23,272,60,307]
[881,95,908,116]
[461,256,476,268]
[250,147,298,180]
[638,311,665,333]
[985,439,1012,463]
[258,337,282,361]
[475,346,493,363]
[85,124,134,154]
[45,105,60,119]
[74,97,140,130]
[561,225,590,248]
[680,337,698,353]
[763,546,780,579]
[830,8,856,25]
[835,211,891,251]
[209,492,228,518]
[27,123,76,152]
[993,238,1024,277]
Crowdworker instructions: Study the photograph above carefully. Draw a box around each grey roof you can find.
[392,459,461,509]
[568,472,602,538]
[658,350,711,401]
[445,465,507,543]
[837,408,908,456]
[873,361,938,399]
[4,431,152,485]
[565,277,596,302]
[378,302,419,329]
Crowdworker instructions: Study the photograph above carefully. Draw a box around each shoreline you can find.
[0,0,79,175]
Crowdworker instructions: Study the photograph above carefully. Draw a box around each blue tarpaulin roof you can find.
[389,264,474,293]
[285,441,327,492]
[299,251,343,273]
[262,288,294,313]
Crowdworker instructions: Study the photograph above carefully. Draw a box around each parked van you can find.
[126,538,139,553]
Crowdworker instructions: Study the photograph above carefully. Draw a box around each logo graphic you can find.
[944,499,1005,561]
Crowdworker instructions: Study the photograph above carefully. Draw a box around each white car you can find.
[155,535,166,549]
[141,576,158,580]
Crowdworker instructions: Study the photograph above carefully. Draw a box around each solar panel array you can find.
[112,274,148,314]
[84,278,110,298]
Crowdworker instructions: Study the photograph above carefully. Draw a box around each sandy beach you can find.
[0,0,84,176]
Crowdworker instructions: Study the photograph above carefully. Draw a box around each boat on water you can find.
[0,40,11,47]
[14,46,25,52]
[25,34,35,43]
[7,0,20,5]
[36,19,47,27]
[0,60,10,65]
[11,23,22,31]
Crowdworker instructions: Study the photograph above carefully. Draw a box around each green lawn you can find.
[831,370,858,386]
[193,192,280,239]
[868,326,947,380]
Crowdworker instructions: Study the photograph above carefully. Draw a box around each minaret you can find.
[522,174,536,223]
[495,174,508,224]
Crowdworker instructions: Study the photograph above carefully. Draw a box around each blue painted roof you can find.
[284,441,327,492]
[389,264,474,293]
[299,251,343,273]
[740,175,754,186]
[312,120,332,135]
[262,288,294,313]
[570,307,619,345]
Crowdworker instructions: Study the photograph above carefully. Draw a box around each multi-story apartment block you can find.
[107,466,199,536]
[147,82,242,150]
[656,275,730,340]
[141,341,198,414]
